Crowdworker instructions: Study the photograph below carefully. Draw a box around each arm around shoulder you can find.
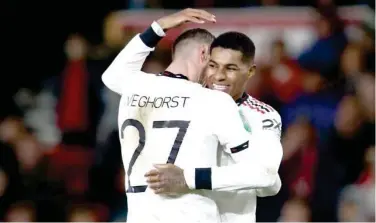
[184,92,280,191]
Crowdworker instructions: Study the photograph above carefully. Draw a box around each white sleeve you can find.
[256,175,282,197]
[101,21,165,95]
[256,111,283,196]
[184,94,283,192]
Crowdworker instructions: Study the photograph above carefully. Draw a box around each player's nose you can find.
[213,70,226,81]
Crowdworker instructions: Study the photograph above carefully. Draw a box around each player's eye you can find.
[208,63,216,68]
[227,67,237,71]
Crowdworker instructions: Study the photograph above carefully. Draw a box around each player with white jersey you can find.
[101,9,281,223]
[141,23,283,222]
[203,32,283,223]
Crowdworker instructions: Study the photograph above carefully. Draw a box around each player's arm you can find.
[255,111,283,196]
[102,9,215,95]
[256,175,282,197]
[184,93,283,192]
[101,22,165,94]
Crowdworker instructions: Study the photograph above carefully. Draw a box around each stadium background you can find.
[1,0,375,221]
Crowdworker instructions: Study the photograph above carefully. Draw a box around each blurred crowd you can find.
[1,1,375,222]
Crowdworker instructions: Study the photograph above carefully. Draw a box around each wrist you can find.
[195,168,212,190]
[183,168,212,190]
[139,22,164,48]
[151,21,166,37]
[156,19,168,31]
[183,168,196,189]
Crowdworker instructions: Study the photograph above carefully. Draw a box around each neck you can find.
[234,92,244,101]
[165,59,200,82]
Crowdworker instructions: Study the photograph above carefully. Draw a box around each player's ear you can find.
[199,45,209,63]
[247,64,256,78]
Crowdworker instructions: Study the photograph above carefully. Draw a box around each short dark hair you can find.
[172,28,215,57]
[210,32,256,62]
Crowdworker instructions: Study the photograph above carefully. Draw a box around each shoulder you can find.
[208,89,236,106]
[122,71,157,87]
[202,90,239,122]
[241,95,279,116]
[241,95,282,137]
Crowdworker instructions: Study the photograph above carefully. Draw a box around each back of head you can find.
[168,28,215,83]
[172,28,215,59]
[210,31,256,63]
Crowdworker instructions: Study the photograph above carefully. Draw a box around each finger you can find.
[153,187,167,194]
[144,169,159,177]
[194,9,216,22]
[186,8,215,19]
[146,175,160,183]
[153,164,169,169]
[148,182,163,190]
[187,9,216,22]
[186,16,205,24]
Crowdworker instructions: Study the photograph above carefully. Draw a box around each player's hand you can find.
[156,8,216,31]
[144,164,189,194]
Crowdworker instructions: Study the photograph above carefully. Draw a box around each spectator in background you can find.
[0,117,64,221]
[279,66,339,142]
[0,118,27,145]
[311,77,375,221]
[66,203,108,222]
[4,201,36,222]
[257,118,317,222]
[0,143,21,220]
[298,4,347,83]
[57,34,90,141]
[278,198,311,222]
[339,43,364,91]
[0,119,24,219]
[21,89,61,148]
[47,34,94,198]
[261,40,304,111]
[338,146,375,222]
[281,119,318,199]
[39,33,104,200]
[13,136,43,174]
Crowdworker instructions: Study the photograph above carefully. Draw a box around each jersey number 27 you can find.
[121,119,190,193]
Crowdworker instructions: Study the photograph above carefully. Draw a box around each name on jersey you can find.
[126,94,190,109]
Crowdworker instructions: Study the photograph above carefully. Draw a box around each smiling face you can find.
[205,47,255,100]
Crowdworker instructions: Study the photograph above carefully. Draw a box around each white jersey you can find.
[102,33,254,223]
[102,22,283,223]
[215,93,283,223]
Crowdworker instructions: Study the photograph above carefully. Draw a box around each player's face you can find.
[205,47,255,100]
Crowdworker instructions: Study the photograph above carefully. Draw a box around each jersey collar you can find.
[158,71,189,81]
[235,93,249,106]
